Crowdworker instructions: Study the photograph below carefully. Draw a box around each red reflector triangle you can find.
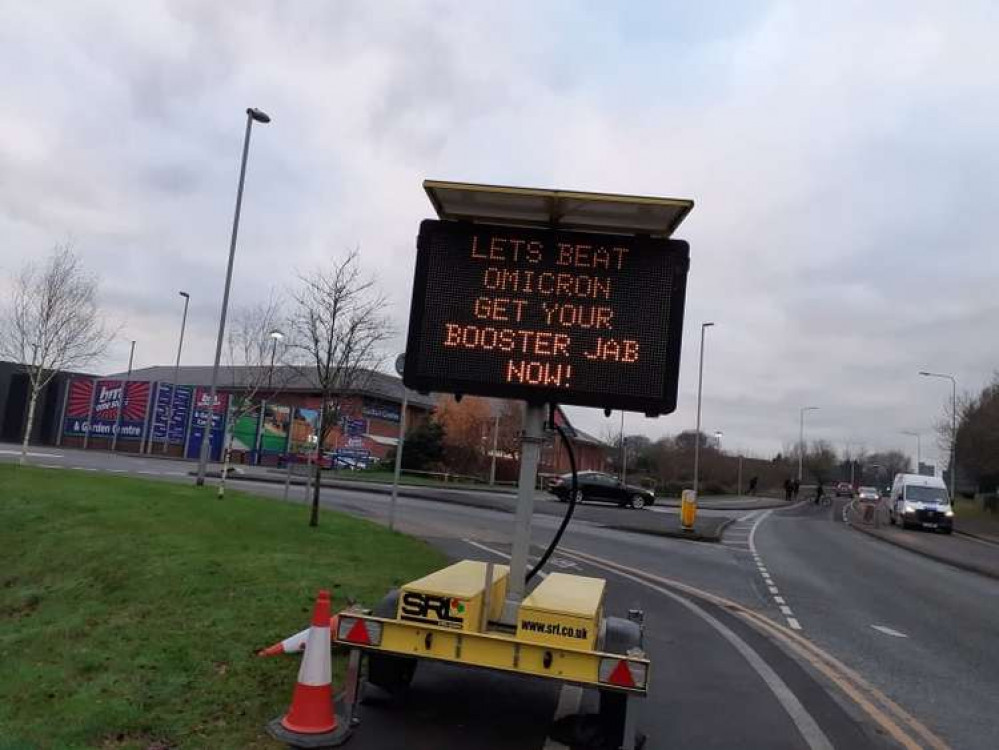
[608,659,635,688]
[346,619,370,645]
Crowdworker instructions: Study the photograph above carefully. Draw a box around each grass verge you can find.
[0,464,446,750]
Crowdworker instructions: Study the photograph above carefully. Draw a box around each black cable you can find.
[526,414,578,584]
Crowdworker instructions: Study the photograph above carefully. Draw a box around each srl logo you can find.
[400,591,467,629]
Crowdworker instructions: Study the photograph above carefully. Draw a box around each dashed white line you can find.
[769,586,780,595]
[780,605,793,616]
[774,596,786,604]
[39,463,63,469]
[871,625,908,638]
[746,509,804,632]
[787,618,802,631]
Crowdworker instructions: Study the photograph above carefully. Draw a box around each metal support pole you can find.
[693,323,712,498]
[737,454,743,497]
[502,403,546,623]
[111,341,135,452]
[389,390,408,531]
[197,110,263,485]
[797,409,804,484]
[489,413,500,485]
[950,378,957,499]
[165,293,189,453]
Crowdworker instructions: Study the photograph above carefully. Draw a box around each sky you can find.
[2,0,997,469]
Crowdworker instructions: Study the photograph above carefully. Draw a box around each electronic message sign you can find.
[404,220,689,415]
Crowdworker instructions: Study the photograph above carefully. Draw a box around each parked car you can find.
[835,482,854,497]
[888,473,953,533]
[548,471,655,510]
[857,486,880,502]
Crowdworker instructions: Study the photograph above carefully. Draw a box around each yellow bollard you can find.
[681,489,697,531]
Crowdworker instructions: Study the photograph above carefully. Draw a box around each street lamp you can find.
[713,431,723,451]
[901,430,922,473]
[164,291,190,454]
[798,406,819,483]
[267,329,284,388]
[196,107,271,486]
[693,322,714,498]
[111,340,136,452]
[919,371,957,498]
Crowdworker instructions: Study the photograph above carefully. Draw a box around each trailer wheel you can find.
[367,589,417,695]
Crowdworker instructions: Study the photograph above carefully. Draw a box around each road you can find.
[4,446,997,749]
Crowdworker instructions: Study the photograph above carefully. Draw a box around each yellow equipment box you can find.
[517,572,605,650]
[399,560,509,633]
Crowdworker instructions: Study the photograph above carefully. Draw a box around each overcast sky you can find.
[2,1,997,468]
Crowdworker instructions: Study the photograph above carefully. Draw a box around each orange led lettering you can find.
[506,360,572,388]
[470,235,488,260]
[526,241,543,263]
[592,247,610,269]
[574,244,591,267]
[473,297,491,319]
[622,340,639,362]
[483,267,502,290]
[557,243,574,266]
[444,323,462,346]
[556,273,573,296]
[489,236,507,260]
[595,307,613,329]
[591,277,611,300]
[553,334,570,356]
[612,247,629,269]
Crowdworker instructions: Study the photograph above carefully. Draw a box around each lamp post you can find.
[798,406,819,483]
[901,430,922,473]
[714,430,723,451]
[163,292,190,454]
[267,330,283,388]
[111,340,136,452]
[693,322,714,498]
[196,107,271,486]
[919,371,957,498]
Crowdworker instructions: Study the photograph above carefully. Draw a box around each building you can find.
[55,365,435,465]
[0,360,93,446]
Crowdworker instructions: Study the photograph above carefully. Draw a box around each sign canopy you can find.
[405,182,693,416]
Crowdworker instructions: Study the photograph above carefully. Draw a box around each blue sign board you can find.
[151,384,193,445]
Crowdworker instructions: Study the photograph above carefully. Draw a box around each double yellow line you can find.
[557,545,950,750]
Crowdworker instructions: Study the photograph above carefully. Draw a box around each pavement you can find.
[4,444,997,749]
[845,499,999,580]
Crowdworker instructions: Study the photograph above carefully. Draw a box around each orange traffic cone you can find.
[258,615,341,657]
[267,591,352,747]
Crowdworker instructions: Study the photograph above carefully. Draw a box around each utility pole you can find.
[693,322,714,497]
[111,341,136,452]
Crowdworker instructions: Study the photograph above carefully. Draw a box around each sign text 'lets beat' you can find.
[442,233,642,389]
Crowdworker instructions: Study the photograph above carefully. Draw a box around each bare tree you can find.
[287,252,392,527]
[216,296,288,499]
[0,245,113,464]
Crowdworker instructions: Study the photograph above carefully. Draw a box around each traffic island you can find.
[0,464,446,750]
[601,513,732,542]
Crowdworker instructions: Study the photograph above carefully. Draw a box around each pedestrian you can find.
[784,478,793,502]
[748,476,758,496]
[792,478,800,500]
[815,481,824,505]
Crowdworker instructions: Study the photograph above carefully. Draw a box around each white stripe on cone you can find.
[297,622,332,687]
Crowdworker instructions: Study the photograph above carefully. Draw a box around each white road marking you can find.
[787,618,802,631]
[549,558,581,570]
[871,625,908,638]
[461,539,547,579]
[746,509,805,631]
[0,449,63,458]
[39,463,63,469]
[769,587,780,595]
[780,605,793,616]
[774,596,786,604]
[543,545,834,750]
[109,469,126,473]
[542,685,583,750]
[137,470,159,475]
[72,466,98,472]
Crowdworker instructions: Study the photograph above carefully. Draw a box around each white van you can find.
[888,473,953,533]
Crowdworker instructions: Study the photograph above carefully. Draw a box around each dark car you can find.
[834,482,854,497]
[548,471,655,510]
